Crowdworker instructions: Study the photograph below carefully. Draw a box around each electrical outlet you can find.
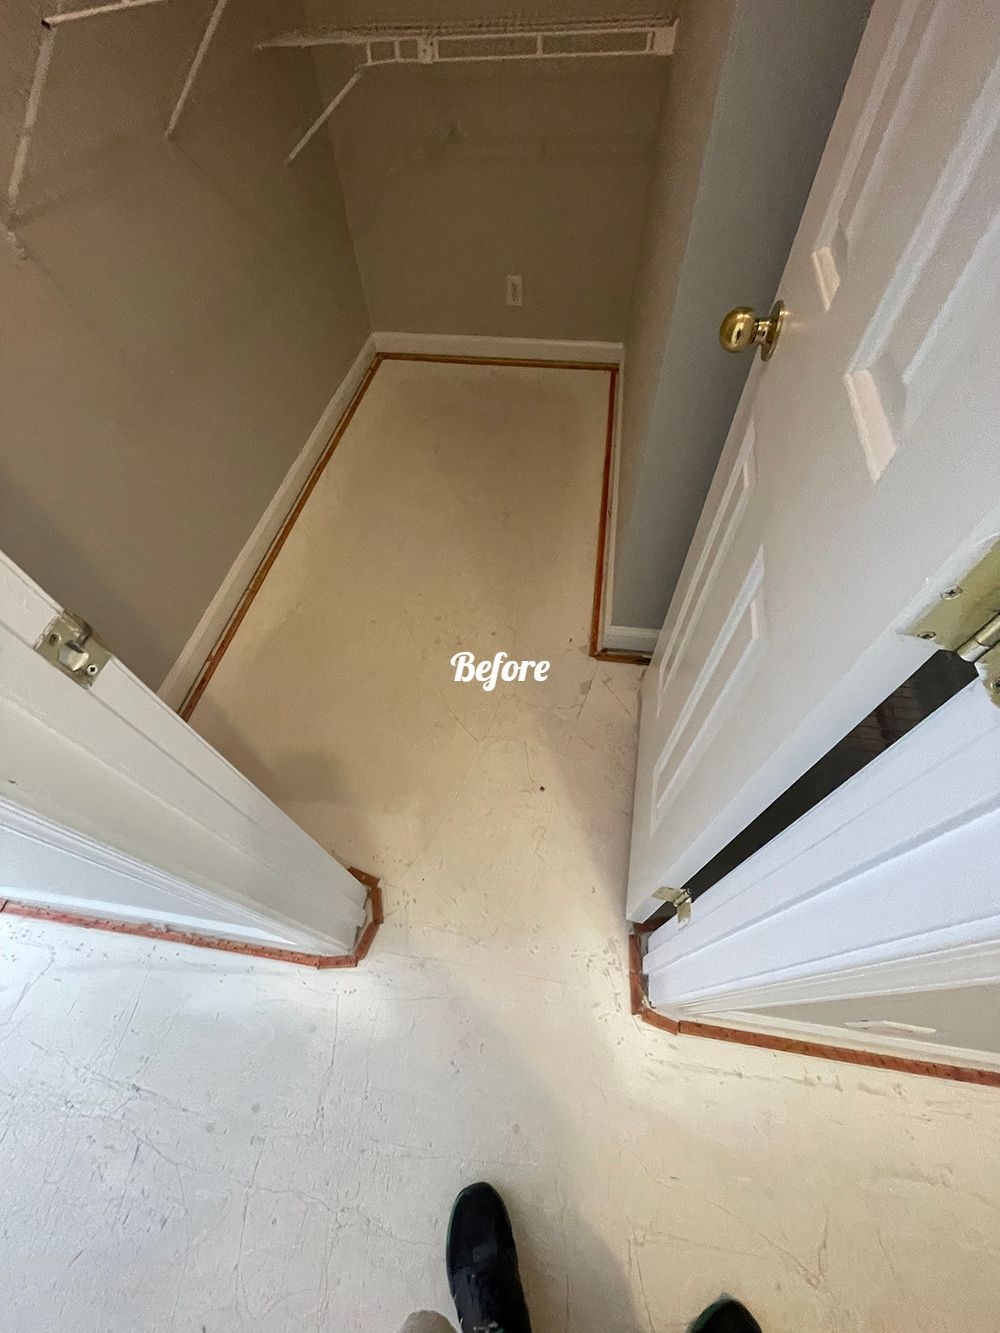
[506,274,523,307]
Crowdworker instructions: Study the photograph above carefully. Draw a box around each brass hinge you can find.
[903,540,1000,706]
[34,611,112,688]
[653,885,693,925]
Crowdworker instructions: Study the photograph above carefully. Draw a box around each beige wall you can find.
[310,0,666,341]
[1,0,370,688]
[611,0,871,630]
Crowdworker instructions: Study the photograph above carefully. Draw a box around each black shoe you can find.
[446,1182,532,1333]
[690,1297,762,1332]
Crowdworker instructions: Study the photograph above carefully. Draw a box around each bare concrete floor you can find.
[2,362,999,1331]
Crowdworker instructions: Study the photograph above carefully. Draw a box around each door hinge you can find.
[903,540,1000,706]
[34,611,112,688]
[653,885,692,925]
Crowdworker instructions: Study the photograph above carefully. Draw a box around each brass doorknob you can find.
[719,300,786,361]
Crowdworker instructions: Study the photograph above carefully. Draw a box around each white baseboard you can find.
[372,331,623,366]
[601,624,659,656]
[158,336,377,709]
[590,349,659,661]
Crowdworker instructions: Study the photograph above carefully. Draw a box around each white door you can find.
[628,0,1000,921]
[0,549,368,955]
[642,680,1000,1064]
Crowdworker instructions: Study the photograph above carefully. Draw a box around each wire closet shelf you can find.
[4,4,676,250]
[261,12,677,162]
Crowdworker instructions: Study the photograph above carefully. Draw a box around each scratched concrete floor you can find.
[3,363,1000,1331]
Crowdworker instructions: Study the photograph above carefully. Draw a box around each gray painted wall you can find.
[313,0,667,340]
[1,0,370,689]
[611,0,872,631]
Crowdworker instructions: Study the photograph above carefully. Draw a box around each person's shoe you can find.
[446,1182,532,1333]
[690,1296,762,1332]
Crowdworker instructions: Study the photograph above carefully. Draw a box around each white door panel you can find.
[628,0,1000,918]
[0,550,367,953]
[642,683,1000,1063]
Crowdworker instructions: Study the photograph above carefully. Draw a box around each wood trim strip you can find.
[592,647,654,666]
[589,367,618,659]
[587,369,652,667]
[672,1018,1000,1086]
[627,928,1000,1088]
[350,870,384,963]
[178,356,382,720]
[379,351,620,371]
[592,650,653,665]
[1,868,383,971]
[627,927,647,1016]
